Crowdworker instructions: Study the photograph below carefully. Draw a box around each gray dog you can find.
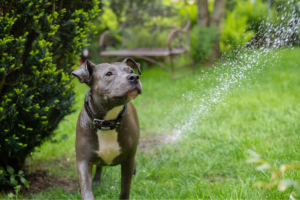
[72,58,142,200]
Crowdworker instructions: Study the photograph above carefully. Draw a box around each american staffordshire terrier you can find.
[72,58,142,200]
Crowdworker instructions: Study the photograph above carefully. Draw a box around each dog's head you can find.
[72,58,142,106]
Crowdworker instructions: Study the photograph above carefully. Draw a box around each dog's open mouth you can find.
[127,89,138,100]
[126,86,142,100]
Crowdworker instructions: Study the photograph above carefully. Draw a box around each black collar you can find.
[84,89,127,131]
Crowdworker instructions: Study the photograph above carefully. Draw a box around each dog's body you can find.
[72,58,142,200]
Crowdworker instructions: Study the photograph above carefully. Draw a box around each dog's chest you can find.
[95,129,121,165]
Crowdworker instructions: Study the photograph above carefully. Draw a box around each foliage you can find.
[222,0,300,50]
[6,185,22,200]
[191,25,218,63]
[220,11,255,53]
[123,28,169,49]
[0,0,100,187]
[220,0,269,53]
[175,3,197,28]
[234,0,268,33]
[0,165,28,187]
[247,150,300,199]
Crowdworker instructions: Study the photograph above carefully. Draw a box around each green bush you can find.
[234,0,268,33]
[191,26,218,63]
[221,11,255,53]
[0,0,100,186]
[220,0,268,53]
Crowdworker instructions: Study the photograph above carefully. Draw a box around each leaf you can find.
[7,166,14,175]
[255,163,271,171]
[247,149,260,158]
[290,192,300,200]
[7,193,14,199]
[246,157,263,164]
[278,179,294,192]
[13,180,18,185]
[18,170,24,176]
[21,177,29,188]
[10,175,17,185]
[0,166,7,175]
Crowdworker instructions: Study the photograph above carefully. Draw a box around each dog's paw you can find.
[93,179,101,184]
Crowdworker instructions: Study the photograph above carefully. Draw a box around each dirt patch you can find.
[22,170,78,195]
[1,169,78,196]
[139,133,178,153]
[203,173,227,184]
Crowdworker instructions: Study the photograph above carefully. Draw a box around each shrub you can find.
[234,0,268,33]
[220,0,268,53]
[191,26,218,63]
[220,11,255,53]
[0,0,100,186]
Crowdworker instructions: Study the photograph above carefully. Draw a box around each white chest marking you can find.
[95,130,121,165]
[95,105,124,165]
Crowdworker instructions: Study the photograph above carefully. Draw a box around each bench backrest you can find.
[122,4,190,49]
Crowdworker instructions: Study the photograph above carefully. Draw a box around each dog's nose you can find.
[127,74,139,84]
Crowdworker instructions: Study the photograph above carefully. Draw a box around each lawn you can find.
[2,47,300,199]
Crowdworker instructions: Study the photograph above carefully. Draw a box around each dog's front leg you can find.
[120,158,135,200]
[77,161,94,200]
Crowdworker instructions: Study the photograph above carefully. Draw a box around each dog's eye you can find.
[106,72,113,76]
[130,70,133,73]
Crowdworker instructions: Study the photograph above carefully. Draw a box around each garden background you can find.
[1,0,300,199]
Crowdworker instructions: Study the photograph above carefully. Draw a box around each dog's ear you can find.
[123,57,142,75]
[72,60,95,84]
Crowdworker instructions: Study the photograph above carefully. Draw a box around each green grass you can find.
[3,48,300,199]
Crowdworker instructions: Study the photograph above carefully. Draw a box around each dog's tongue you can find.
[127,90,138,100]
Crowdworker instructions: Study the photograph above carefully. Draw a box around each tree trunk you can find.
[209,0,224,60]
[197,0,209,26]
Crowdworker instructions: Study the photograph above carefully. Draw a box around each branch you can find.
[56,0,63,25]
[4,81,21,86]
[0,75,6,96]
[52,0,55,16]
[7,1,13,14]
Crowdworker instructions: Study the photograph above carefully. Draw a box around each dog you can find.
[71,57,142,200]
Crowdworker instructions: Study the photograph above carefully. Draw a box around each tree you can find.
[197,0,225,59]
[0,0,100,186]
[197,0,209,26]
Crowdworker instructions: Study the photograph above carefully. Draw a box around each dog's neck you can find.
[88,92,125,120]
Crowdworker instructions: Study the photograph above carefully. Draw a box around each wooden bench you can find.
[99,4,194,80]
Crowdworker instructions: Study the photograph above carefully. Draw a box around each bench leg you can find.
[170,54,175,80]
[186,51,195,74]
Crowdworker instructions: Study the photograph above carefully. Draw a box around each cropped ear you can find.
[72,60,95,84]
[123,57,142,75]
